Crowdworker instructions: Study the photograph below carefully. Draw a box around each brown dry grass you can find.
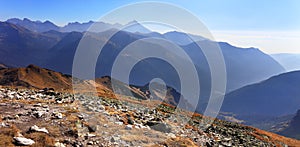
[154,137,197,147]
[0,125,19,147]
[251,128,300,147]
[24,132,55,147]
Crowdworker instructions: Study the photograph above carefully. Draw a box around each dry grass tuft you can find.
[157,137,197,147]
[24,132,55,147]
[251,128,300,147]
[0,125,20,147]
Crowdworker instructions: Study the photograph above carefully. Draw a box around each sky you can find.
[0,0,300,53]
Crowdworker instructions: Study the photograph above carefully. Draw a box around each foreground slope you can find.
[0,87,299,146]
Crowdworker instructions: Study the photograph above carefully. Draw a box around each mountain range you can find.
[0,18,285,93]
[219,70,300,140]
[271,53,300,72]
[1,18,300,139]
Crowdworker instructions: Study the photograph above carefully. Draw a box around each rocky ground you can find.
[0,87,297,146]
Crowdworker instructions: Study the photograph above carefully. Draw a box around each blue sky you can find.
[0,0,300,53]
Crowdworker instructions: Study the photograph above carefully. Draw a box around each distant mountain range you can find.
[6,18,151,34]
[222,70,300,117]
[0,19,285,93]
[271,53,300,72]
[219,70,300,140]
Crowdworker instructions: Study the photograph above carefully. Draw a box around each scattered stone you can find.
[85,133,96,138]
[33,110,46,118]
[167,133,176,139]
[0,122,9,127]
[125,124,133,130]
[29,125,49,134]
[54,142,66,147]
[115,121,123,125]
[13,137,35,146]
[146,121,172,133]
[88,125,97,132]
[53,112,63,119]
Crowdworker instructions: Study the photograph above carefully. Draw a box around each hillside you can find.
[0,87,299,146]
[222,70,300,117]
[0,65,184,106]
[0,65,299,146]
[280,110,300,139]
[271,53,300,72]
[0,64,72,90]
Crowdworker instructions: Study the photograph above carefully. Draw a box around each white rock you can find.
[85,133,96,137]
[30,125,49,134]
[125,125,133,130]
[99,105,105,110]
[54,142,66,147]
[34,111,45,118]
[53,112,63,119]
[14,137,35,146]
[167,133,176,139]
[115,121,123,125]
[0,122,9,127]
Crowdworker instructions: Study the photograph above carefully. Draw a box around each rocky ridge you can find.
[0,87,299,146]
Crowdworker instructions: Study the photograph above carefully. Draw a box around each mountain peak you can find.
[23,18,31,22]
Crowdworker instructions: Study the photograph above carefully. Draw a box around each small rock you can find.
[167,133,176,139]
[99,105,105,110]
[125,125,133,130]
[34,111,45,118]
[29,125,49,134]
[77,114,84,119]
[127,116,134,125]
[85,133,96,138]
[0,122,10,127]
[88,125,97,132]
[54,142,66,147]
[115,121,123,125]
[53,112,63,119]
[146,121,172,133]
[14,137,35,146]
[110,137,118,142]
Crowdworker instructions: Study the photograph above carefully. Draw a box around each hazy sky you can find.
[0,0,299,53]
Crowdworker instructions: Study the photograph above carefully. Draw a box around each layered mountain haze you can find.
[1,18,299,143]
[219,70,300,139]
[5,18,151,34]
[0,18,287,118]
[271,53,300,72]
[6,18,59,33]
[0,19,285,92]
[222,70,300,117]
